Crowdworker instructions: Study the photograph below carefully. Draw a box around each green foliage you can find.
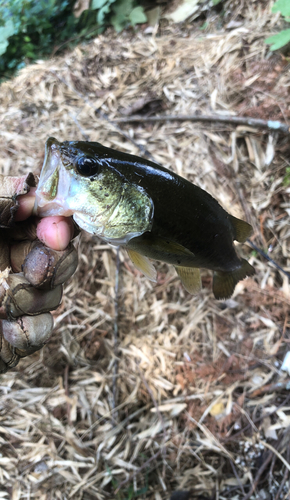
[272,0,290,17]
[266,28,290,50]
[199,22,208,30]
[265,0,290,51]
[110,0,146,32]
[0,0,147,80]
[90,0,147,32]
[0,0,77,75]
[0,19,15,57]
[283,166,290,187]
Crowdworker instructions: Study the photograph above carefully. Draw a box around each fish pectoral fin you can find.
[229,214,253,243]
[127,249,157,282]
[175,266,201,295]
[213,258,255,300]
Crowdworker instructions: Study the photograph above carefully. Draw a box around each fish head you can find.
[34,138,154,244]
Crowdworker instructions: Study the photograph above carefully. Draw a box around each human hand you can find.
[0,173,78,373]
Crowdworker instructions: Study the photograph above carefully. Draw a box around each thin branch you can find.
[113,113,290,134]
[50,71,154,160]
[261,441,290,473]
[229,459,246,495]
[223,394,290,443]
[64,364,72,426]
[248,379,290,399]
[69,112,90,141]
[112,247,120,423]
[275,446,290,500]
[247,239,290,279]
[242,451,273,500]
[186,413,234,460]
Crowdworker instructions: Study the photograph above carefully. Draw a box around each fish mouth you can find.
[33,137,74,217]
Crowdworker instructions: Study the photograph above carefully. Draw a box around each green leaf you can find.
[212,0,222,5]
[129,6,147,26]
[272,0,290,17]
[265,28,290,50]
[25,51,36,58]
[283,166,290,186]
[0,19,15,56]
[112,0,134,18]
[91,0,109,10]
[111,0,135,31]
[200,21,208,30]
[96,4,112,24]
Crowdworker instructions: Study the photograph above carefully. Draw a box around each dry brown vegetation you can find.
[1,1,290,499]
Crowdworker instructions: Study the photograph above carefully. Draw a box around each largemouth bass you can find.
[34,138,255,299]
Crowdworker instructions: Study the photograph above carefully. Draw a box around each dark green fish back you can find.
[61,140,255,298]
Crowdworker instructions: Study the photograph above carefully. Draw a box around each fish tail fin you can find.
[213,259,255,300]
[229,215,253,243]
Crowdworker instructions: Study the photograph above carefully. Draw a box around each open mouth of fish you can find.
[34,139,119,222]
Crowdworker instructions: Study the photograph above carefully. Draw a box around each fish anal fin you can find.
[229,215,253,243]
[213,258,255,300]
[175,266,201,295]
[127,249,157,282]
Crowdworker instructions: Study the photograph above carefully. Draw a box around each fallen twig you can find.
[64,364,72,426]
[223,394,290,443]
[262,440,290,473]
[241,451,273,500]
[247,239,290,279]
[113,113,290,134]
[229,459,246,496]
[278,447,290,499]
[248,379,290,398]
[112,247,120,423]
[50,71,154,160]
[69,112,90,141]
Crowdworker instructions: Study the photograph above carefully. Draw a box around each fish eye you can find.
[75,156,99,177]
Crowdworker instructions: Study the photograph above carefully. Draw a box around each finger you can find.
[0,173,35,227]
[15,187,37,221]
[10,241,78,286]
[1,273,62,319]
[37,216,75,251]
[0,233,10,269]
[0,313,53,373]
[22,242,78,289]
[0,335,20,372]
[10,240,36,272]
[2,313,53,350]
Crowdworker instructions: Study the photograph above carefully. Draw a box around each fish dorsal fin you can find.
[127,249,157,282]
[228,215,252,243]
[175,266,201,294]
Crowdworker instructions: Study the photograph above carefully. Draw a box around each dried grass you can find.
[1,1,290,498]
